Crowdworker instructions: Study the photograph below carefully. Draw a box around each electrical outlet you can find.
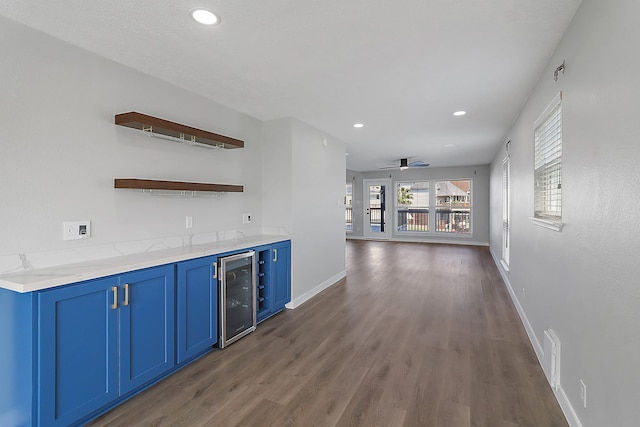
[580,379,587,408]
[186,216,193,229]
[63,221,91,241]
[242,213,252,224]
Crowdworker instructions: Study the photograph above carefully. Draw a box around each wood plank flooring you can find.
[88,240,567,427]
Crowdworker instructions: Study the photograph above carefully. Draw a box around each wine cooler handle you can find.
[111,286,118,310]
[273,248,278,262]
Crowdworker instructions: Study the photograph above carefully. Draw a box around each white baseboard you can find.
[346,235,365,240]
[286,270,346,309]
[346,235,488,246]
[489,248,583,427]
[392,237,489,246]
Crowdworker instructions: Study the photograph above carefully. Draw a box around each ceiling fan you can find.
[380,158,430,171]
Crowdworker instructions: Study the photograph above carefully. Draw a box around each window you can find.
[392,178,473,236]
[435,180,471,234]
[345,182,353,232]
[396,181,429,232]
[502,154,511,267]
[534,92,562,223]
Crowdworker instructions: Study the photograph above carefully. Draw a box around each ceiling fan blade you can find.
[378,158,429,169]
[409,161,429,167]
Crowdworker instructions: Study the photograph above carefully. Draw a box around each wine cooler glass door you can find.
[219,251,256,348]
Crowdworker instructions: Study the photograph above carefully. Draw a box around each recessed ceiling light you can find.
[444,144,455,147]
[191,9,220,25]
[453,111,466,116]
[353,123,364,128]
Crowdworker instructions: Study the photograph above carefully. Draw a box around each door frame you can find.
[363,178,392,240]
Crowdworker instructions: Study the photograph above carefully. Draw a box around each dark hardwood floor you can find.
[88,240,567,427]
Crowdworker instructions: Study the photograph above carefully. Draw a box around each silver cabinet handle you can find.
[273,248,278,262]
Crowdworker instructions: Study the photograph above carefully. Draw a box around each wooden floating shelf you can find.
[114,179,243,193]
[115,112,244,149]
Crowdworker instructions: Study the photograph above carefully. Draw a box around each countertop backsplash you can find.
[0,226,290,292]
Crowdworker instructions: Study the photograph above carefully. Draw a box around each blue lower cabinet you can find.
[28,241,290,426]
[119,265,175,394]
[176,256,218,364]
[37,264,175,426]
[38,277,119,427]
[271,241,291,312]
[256,241,291,323]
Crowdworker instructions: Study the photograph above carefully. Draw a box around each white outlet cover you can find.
[63,221,91,240]
[242,213,252,224]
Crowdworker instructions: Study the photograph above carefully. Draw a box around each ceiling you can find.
[0,0,581,171]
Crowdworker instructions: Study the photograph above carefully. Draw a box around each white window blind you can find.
[534,93,562,221]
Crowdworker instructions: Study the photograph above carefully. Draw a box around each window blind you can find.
[534,93,562,221]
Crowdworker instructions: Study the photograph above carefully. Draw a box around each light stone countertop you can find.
[0,235,289,293]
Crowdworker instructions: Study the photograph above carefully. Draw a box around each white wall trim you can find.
[489,248,543,357]
[286,270,346,309]
[392,237,489,246]
[530,217,564,232]
[556,383,584,427]
[346,235,366,240]
[346,235,488,246]
[489,248,583,427]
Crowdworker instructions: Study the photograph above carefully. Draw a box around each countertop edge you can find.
[0,235,289,293]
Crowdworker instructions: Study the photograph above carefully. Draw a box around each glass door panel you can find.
[219,251,256,348]
[364,179,390,239]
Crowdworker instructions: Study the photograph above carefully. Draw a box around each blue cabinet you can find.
[37,265,175,426]
[271,241,291,312]
[38,277,119,427]
[118,266,175,394]
[0,239,290,426]
[176,256,218,363]
[256,241,291,323]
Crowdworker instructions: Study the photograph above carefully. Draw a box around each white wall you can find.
[262,119,347,306]
[0,16,263,258]
[291,120,346,302]
[261,119,293,232]
[1,16,347,309]
[348,165,490,245]
[489,1,640,425]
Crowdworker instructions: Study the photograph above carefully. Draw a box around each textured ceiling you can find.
[0,0,582,171]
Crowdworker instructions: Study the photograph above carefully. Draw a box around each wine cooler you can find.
[219,251,256,348]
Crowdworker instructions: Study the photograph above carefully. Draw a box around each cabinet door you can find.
[119,265,175,394]
[38,277,119,427]
[271,241,291,311]
[176,256,218,364]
